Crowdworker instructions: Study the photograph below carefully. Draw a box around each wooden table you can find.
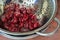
[0,0,60,40]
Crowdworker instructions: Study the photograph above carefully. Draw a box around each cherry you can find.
[4,25,9,29]
[28,20,34,30]
[14,11,21,17]
[23,14,28,21]
[4,23,10,29]
[29,24,34,30]
[11,17,18,23]
[23,10,27,14]
[24,22,29,29]
[5,11,13,20]
[19,22,24,28]
[9,27,18,32]
[31,14,36,20]
[8,27,11,31]
[26,8,32,14]
[33,21,39,28]
[19,17,25,22]
[29,13,34,17]
[19,17,22,22]
[5,13,10,19]
[1,15,7,22]
[12,27,18,32]
[15,4,20,8]
[9,11,13,17]
[20,7,26,13]
[10,23,15,27]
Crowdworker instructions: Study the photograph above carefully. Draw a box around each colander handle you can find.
[36,18,60,36]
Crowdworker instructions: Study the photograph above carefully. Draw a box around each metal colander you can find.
[0,0,57,36]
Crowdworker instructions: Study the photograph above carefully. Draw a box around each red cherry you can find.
[12,28,18,32]
[23,10,27,14]
[28,21,34,30]
[4,23,9,29]
[5,11,12,19]
[29,24,34,30]
[23,14,28,21]
[6,11,13,19]
[9,27,18,32]
[14,11,21,17]
[33,21,39,28]
[1,15,7,22]
[20,7,26,13]
[9,12,13,17]
[29,13,34,17]
[15,24,19,28]
[11,17,17,23]
[19,17,24,22]
[4,25,9,29]
[31,14,36,19]
[15,4,19,8]
[19,18,21,21]
[26,8,31,14]
[8,27,12,31]
[5,14,10,19]
[19,22,24,28]
[15,8,20,12]
[14,3,20,11]
[10,23,15,27]
[24,22,29,29]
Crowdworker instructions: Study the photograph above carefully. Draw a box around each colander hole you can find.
[24,2,26,4]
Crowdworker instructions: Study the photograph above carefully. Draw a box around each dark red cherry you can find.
[31,14,36,20]
[4,23,10,29]
[1,15,7,22]
[23,14,28,21]
[26,8,31,14]
[24,22,29,29]
[14,11,21,17]
[11,17,18,23]
[29,24,34,30]
[19,22,24,28]
[33,21,39,28]
[22,8,27,14]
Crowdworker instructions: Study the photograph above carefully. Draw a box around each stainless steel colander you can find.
[0,0,60,37]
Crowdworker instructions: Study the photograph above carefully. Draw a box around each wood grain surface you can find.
[0,0,60,40]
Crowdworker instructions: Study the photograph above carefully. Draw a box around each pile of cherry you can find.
[1,3,40,32]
